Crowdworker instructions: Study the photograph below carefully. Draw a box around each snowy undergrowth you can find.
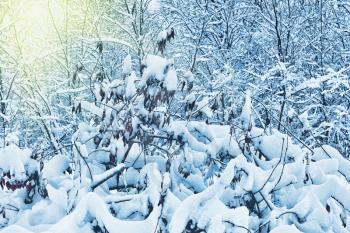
[1,55,350,233]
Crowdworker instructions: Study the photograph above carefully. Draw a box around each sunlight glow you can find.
[4,0,65,62]
[19,0,64,38]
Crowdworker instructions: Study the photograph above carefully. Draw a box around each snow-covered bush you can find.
[0,144,47,227]
[0,1,349,232]
[2,49,349,233]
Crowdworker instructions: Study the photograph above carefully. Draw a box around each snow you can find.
[252,129,303,161]
[148,0,160,13]
[0,145,37,180]
[142,55,169,83]
[167,121,241,160]
[185,92,196,103]
[241,90,253,130]
[0,225,33,233]
[77,100,104,117]
[293,75,331,93]
[270,225,302,233]
[125,72,137,99]
[157,30,168,42]
[164,68,178,91]
[141,55,178,91]
[183,70,194,82]
[109,79,124,89]
[3,108,350,233]
[47,184,68,209]
[122,167,140,186]
[169,159,249,233]
[287,108,296,118]
[2,70,347,233]
[43,192,161,233]
[1,11,350,233]
[122,55,132,75]
[313,145,350,181]
[5,132,19,146]
[196,96,213,118]
[299,111,309,129]
[43,154,70,179]
[90,163,125,190]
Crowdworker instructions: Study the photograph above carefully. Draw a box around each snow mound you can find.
[141,55,178,91]
[0,145,37,181]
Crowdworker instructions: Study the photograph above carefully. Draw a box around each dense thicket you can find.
[0,0,349,232]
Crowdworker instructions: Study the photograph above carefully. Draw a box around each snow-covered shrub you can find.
[0,144,47,227]
[0,2,349,230]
